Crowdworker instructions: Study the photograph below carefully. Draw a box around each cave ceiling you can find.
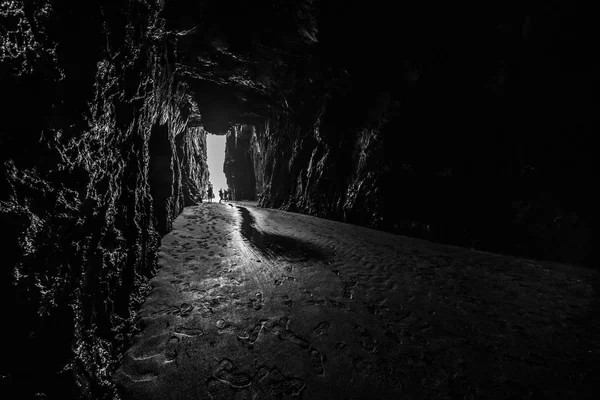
[164,0,320,134]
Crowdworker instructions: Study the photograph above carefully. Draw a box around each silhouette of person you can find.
[219,188,223,203]
[224,189,229,201]
[207,183,213,203]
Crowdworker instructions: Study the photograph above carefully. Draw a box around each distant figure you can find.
[207,183,214,203]
[224,189,229,201]
[218,188,223,203]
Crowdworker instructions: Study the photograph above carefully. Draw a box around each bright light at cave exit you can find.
[206,134,228,194]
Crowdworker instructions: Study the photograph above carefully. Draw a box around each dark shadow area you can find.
[238,206,330,261]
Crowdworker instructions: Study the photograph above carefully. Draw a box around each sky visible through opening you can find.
[206,134,228,193]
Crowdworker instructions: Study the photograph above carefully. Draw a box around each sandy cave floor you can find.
[114,202,600,400]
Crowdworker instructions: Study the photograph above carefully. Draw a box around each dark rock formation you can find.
[178,126,210,206]
[222,1,594,267]
[223,125,263,200]
[1,1,207,399]
[1,0,595,398]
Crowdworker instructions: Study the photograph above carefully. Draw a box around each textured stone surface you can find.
[224,125,262,201]
[1,1,208,398]
[178,126,209,206]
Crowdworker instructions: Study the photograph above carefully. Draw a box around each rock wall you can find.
[223,125,264,201]
[178,126,209,206]
[249,126,265,199]
[247,2,594,267]
[0,1,208,399]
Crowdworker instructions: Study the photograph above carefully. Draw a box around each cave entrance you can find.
[206,133,228,200]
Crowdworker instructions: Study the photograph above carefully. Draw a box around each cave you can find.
[1,1,597,399]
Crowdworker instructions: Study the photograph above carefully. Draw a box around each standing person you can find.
[207,183,214,203]
[218,188,223,203]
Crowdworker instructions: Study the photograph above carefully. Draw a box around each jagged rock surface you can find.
[1,1,208,399]
[179,126,209,206]
[223,125,263,200]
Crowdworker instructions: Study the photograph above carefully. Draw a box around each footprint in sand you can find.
[353,324,378,353]
[309,348,326,375]
[164,336,180,361]
[179,303,194,317]
[237,322,266,348]
[305,298,327,306]
[216,319,231,332]
[278,329,310,349]
[248,292,263,311]
[257,367,305,397]
[214,359,253,389]
[277,316,290,329]
[174,325,204,337]
[365,300,388,316]
[335,342,349,354]
[206,378,234,399]
[129,332,171,360]
[152,304,181,317]
[342,279,358,299]
[313,321,331,336]
[228,277,242,286]
[328,298,345,308]
[281,295,294,308]
[351,355,373,376]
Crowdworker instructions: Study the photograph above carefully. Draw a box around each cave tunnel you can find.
[1,1,597,399]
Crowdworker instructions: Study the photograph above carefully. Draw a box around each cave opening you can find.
[206,133,228,199]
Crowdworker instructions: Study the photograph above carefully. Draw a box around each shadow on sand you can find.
[237,206,331,261]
